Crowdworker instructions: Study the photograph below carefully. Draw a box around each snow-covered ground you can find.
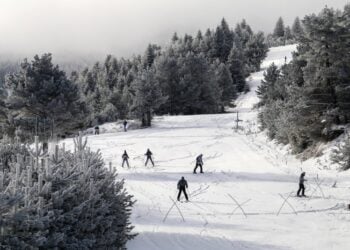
[63,44,350,250]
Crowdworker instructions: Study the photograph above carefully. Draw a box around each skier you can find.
[177,176,189,202]
[122,150,130,168]
[145,148,154,167]
[297,172,307,197]
[123,120,128,132]
[94,126,100,135]
[193,154,204,174]
[284,56,287,64]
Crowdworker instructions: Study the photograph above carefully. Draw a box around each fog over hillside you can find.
[0,0,348,59]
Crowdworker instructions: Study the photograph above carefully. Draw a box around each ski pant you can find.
[122,159,130,168]
[177,187,188,201]
[297,184,305,196]
[145,156,154,167]
[193,163,203,173]
[124,126,127,132]
[95,130,99,135]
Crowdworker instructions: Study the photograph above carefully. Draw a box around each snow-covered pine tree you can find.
[244,32,269,72]
[331,135,350,170]
[273,17,285,38]
[214,61,235,111]
[212,18,234,62]
[299,6,350,141]
[256,63,280,107]
[0,134,135,249]
[284,26,293,41]
[5,54,87,138]
[143,44,161,69]
[131,68,167,127]
[227,45,247,93]
[177,53,221,114]
[154,50,181,115]
[291,17,304,38]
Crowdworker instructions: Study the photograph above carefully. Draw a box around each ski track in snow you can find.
[62,44,350,250]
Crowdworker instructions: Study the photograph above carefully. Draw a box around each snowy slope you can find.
[62,44,350,250]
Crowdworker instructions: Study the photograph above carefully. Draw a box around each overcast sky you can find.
[0,0,348,58]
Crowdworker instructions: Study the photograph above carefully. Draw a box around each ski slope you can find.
[63,44,350,250]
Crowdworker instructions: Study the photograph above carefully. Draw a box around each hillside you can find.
[62,45,350,250]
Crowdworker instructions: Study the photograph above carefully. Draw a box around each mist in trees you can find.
[0,17,268,141]
[70,18,268,128]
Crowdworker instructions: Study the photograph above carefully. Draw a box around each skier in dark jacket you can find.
[94,126,100,135]
[177,176,189,201]
[297,172,307,197]
[122,150,130,168]
[193,154,204,174]
[123,120,128,132]
[145,148,154,167]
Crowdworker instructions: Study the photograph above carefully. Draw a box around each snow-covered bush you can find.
[0,134,135,249]
[331,136,350,170]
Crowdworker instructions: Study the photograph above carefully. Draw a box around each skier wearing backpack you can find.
[177,176,189,202]
[297,172,307,197]
[193,154,204,174]
[122,150,130,168]
[145,148,154,167]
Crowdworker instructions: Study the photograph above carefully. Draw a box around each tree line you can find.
[0,18,268,141]
[266,16,305,47]
[257,5,350,155]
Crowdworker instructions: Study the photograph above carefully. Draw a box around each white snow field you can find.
[63,44,350,250]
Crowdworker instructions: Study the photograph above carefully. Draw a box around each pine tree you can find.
[244,32,269,72]
[227,46,246,92]
[0,135,136,249]
[177,53,221,114]
[235,19,253,47]
[273,17,285,38]
[300,7,349,141]
[214,62,235,111]
[291,17,304,38]
[143,44,161,69]
[212,18,234,62]
[171,32,179,43]
[284,26,293,41]
[154,50,181,114]
[131,68,167,127]
[256,63,280,107]
[5,54,87,138]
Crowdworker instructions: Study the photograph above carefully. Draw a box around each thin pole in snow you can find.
[227,194,249,218]
[276,192,297,216]
[234,112,243,131]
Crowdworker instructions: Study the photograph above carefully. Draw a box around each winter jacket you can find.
[299,175,307,185]
[122,153,129,159]
[196,155,203,165]
[145,150,152,157]
[177,179,188,189]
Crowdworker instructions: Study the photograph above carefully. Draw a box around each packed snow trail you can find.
[63,44,350,250]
